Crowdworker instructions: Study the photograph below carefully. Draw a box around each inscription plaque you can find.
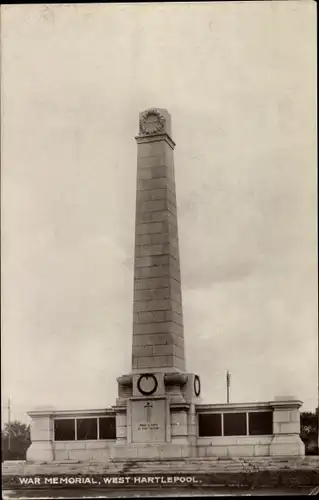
[131,399,166,443]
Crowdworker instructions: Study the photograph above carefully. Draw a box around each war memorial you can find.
[3,109,319,494]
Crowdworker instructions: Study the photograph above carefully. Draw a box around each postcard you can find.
[1,2,317,498]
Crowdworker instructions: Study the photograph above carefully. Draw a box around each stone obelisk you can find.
[114,109,199,459]
[132,108,185,373]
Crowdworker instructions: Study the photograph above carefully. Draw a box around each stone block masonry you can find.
[132,109,185,373]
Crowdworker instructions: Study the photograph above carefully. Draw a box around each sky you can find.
[1,2,317,425]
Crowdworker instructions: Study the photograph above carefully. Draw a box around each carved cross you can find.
[144,401,153,422]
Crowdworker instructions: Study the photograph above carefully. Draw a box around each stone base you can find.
[27,442,54,462]
[197,434,305,458]
[25,397,306,463]
[269,434,305,456]
[111,443,194,460]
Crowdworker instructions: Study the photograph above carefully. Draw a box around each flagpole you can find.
[226,371,230,404]
[8,396,11,453]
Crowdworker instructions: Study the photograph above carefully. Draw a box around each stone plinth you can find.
[113,370,201,460]
[27,410,54,462]
[269,397,305,456]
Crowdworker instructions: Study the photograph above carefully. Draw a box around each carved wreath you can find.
[194,375,201,397]
[139,109,165,135]
[137,373,158,396]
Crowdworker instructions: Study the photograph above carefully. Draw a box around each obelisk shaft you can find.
[132,109,185,373]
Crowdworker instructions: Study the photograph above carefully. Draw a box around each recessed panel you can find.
[131,399,166,443]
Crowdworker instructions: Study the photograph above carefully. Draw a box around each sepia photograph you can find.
[1,1,318,497]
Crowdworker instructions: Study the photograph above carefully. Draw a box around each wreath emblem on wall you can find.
[139,109,165,136]
[137,373,158,396]
[194,375,201,397]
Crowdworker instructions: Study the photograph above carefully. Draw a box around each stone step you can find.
[3,457,318,476]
